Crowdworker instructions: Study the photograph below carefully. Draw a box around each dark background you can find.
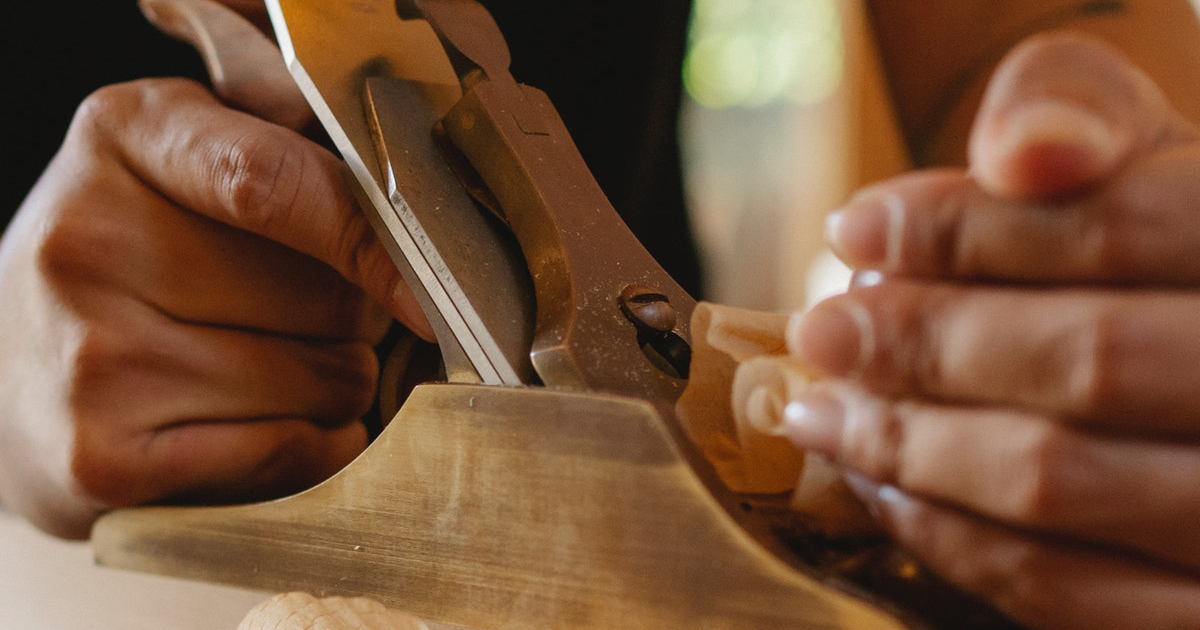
[1,3,206,223]
[0,1,702,296]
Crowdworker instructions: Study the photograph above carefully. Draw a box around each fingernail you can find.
[1003,100,1120,159]
[825,193,902,271]
[980,99,1125,196]
[850,270,885,288]
[744,386,789,436]
[403,308,437,342]
[842,470,908,527]
[787,300,874,376]
[781,390,844,456]
[139,0,200,45]
[139,0,163,23]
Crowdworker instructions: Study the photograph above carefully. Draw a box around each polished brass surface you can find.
[363,76,536,384]
[94,385,909,630]
[409,1,697,406]
[443,82,695,399]
[619,284,679,333]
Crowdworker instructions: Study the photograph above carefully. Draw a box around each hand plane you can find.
[93,2,1022,629]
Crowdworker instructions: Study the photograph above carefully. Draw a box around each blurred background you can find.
[681,0,908,313]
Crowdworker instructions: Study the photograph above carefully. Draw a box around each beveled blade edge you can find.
[263,0,531,385]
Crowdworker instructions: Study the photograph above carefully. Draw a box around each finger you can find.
[40,160,390,341]
[215,0,269,24]
[69,297,376,507]
[826,148,1200,284]
[139,0,314,131]
[846,481,1200,630]
[69,79,433,338]
[788,280,1200,435]
[967,31,1198,199]
[76,415,366,507]
[782,381,1200,570]
[68,295,380,429]
[153,419,367,505]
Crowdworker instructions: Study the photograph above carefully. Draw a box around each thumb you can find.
[140,0,315,132]
[136,0,434,339]
[968,31,1195,199]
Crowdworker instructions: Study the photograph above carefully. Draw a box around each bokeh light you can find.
[684,0,845,109]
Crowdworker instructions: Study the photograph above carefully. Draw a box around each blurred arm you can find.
[862,0,1200,164]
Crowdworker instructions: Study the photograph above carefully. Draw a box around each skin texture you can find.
[0,3,431,538]
[786,33,1200,630]
[864,0,1200,166]
[3,1,1200,627]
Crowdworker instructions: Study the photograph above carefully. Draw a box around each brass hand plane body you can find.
[94,3,1020,629]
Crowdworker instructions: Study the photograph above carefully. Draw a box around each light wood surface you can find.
[238,593,428,630]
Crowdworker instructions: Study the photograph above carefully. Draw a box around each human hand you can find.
[782,33,1200,629]
[0,4,431,539]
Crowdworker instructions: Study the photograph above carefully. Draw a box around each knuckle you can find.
[1002,32,1112,83]
[840,395,905,481]
[935,191,976,276]
[1063,306,1122,415]
[69,329,115,395]
[1087,194,1138,278]
[69,327,140,414]
[331,212,387,290]
[70,83,140,141]
[213,131,307,235]
[1006,424,1078,525]
[68,325,170,430]
[905,290,955,396]
[45,324,151,506]
[70,421,145,507]
[37,216,99,286]
[315,343,380,419]
[36,206,124,289]
[70,78,202,144]
[983,543,1070,627]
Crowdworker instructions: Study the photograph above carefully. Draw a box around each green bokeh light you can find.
[684,0,845,109]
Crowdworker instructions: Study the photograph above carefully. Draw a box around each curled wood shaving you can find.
[238,592,427,630]
[677,302,876,535]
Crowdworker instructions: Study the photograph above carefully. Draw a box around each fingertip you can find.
[780,389,845,456]
[320,420,370,475]
[254,419,368,496]
[787,298,874,377]
[824,193,900,271]
[970,99,1127,199]
[142,418,369,505]
[968,32,1174,200]
[389,284,436,342]
[258,420,368,495]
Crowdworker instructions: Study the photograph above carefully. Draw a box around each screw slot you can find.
[619,284,678,333]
